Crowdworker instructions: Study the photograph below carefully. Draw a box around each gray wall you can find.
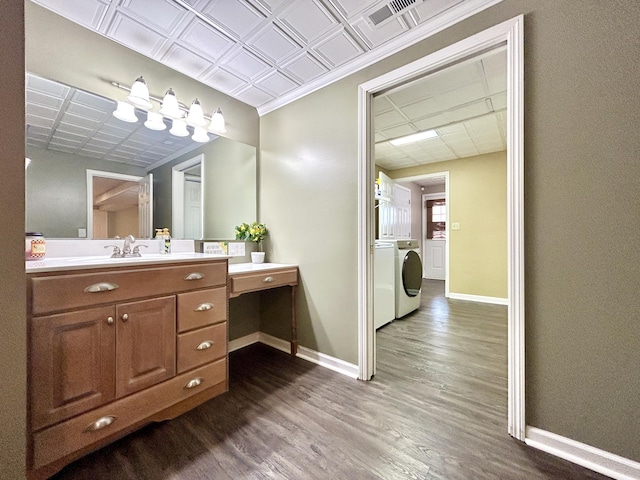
[261,0,640,464]
[26,146,146,238]
[1,3,26,478]
[150,136,257,239]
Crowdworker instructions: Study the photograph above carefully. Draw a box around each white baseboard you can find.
[525,426,640,480]
[447,292,508,305]
[228,332,359,379]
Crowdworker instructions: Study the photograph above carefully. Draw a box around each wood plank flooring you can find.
[53,280,608,479]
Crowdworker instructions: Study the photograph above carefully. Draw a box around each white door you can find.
[424,197,446,280]
[183,177,202,239]
[138,174,153,239]
[425,239,446,279]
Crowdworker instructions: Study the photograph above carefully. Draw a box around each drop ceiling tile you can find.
[373,96,394,115]
[247,23,300,64]
[201,0,266,40]
[78,149,105,159]
[313,28,363,68]
[412,114,449,131]
[48,144,80,154]
[201,67,247,94]
[375,109,405,129]
[399,98,442,121]
[331,0,379,19]
[437,122,466,135]
[160,44,212,79]
[26,114,55,129]
[66,102,108,122]
[233,85,276,107]
[223,48,271,81]
[51,130,87,143]
[249,0,288,14]
[31,0,109,29]
[374,132,387,142]
[350,16,408,48]
[107,12,168,57]
[281,52,328,83]
[489,92,507,111]
[442,102,491,124]
[277,0,338,44]
[56,122,94,136]
[178,18,235,62]
[26,104,59,121]
[411,0,463,24]
[85,138,119,150]
[119,0,187,35]
[255,70,298,97]
[381,124,416,139]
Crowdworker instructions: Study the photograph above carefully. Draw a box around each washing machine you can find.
[394,239,423,318]
[374,241,396,329]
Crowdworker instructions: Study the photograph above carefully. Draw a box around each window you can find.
[426,199,446,239]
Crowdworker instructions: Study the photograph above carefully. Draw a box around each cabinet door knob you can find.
[195,303,213,312]
[121,313,129,322]
[184,377,203,389]
[196,340,214,350]
[263,276,275,283]
[83,415,116,433]
[184,272,204,281]
[84,282,119,293]
[107,316,114,325]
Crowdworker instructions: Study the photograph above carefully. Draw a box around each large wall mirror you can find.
[25,72,257,240]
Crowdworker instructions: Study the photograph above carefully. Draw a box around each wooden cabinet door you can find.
[30,306,116,430]
[115,296,176,398]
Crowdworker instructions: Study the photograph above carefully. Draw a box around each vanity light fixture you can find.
[110,77,226,141]
[144,111,166,131]
[169,118,189,137]
[113,101,138,123]
[191,126,210,143]
[208,107,227,133]
[186,98,207,127]
[126,76,153,110]
[159,88,183,119]
[389,129,438,146]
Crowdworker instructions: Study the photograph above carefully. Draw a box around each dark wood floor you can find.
[53,280,608,479]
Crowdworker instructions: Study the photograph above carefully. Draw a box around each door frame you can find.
[421,178,449,285]
[357,16,525,440]
[86,169,142,239]
[171,154,204,239]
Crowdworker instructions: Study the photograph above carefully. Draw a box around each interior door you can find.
[424,198,446,280]
[138,174,153,239]
[183,176,202,239]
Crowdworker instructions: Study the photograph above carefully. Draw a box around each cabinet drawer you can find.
[31,358,227,469]
[177,287,227,333]
[177,323,227,373]
[31,261,227,315]
[230,268,298,297]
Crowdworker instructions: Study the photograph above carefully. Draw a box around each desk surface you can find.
[228,262,297,275]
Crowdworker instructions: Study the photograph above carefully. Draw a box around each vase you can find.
[251,251,265,264]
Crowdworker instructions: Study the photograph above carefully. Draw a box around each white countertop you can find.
[228,262,297,275]
[25,252,230,273]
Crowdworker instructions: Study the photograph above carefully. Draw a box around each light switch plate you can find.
[451,222,460,230]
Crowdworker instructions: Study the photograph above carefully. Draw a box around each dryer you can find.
[394,240,423,318]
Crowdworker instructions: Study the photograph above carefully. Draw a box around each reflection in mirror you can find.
[25,73,257,240]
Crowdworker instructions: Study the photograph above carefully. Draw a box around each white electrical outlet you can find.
[451,222,461,230]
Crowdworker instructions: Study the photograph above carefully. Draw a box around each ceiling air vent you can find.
[366,0,424,27]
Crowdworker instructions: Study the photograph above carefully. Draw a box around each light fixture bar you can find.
[110,81,189,112]
[389,129,438,146]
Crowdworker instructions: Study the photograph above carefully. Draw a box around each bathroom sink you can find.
[65,253,197,264]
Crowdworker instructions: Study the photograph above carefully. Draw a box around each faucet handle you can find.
[104,245,122,258]
[131,245,148,257]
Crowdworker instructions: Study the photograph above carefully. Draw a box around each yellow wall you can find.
[390,151,508,299]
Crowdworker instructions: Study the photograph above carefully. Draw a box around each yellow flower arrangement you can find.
[235,221,268,245]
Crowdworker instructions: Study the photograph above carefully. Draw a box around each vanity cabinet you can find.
[27,259,228,479]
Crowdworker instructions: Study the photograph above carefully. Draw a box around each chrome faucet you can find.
[122,234,135,256]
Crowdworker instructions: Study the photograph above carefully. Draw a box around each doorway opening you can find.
[358,16,524,439]
[172,154,204,240]
[86,169,153,239]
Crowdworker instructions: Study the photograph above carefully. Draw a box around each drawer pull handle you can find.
[107,316,114,325]
[185,377,204,389]
[184,272,204,281]
[84,282,119,293]
[84,415,116,433]
[195,303,213,312]
[196,340,214,350]
[263,276,275,283]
